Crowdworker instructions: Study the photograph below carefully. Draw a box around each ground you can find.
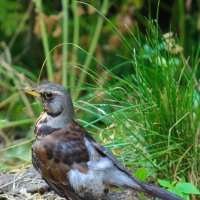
[0,167,145,200]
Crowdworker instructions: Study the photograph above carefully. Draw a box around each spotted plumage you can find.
[23,83,183,200]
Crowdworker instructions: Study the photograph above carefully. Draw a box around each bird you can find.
[23,83,183,200]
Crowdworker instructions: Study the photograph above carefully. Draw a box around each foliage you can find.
[158,178,200,199]
[0,1,24,37]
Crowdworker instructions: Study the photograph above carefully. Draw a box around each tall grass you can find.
[35,0,54,82]
[130,26,199,185]
[61,0,69,86]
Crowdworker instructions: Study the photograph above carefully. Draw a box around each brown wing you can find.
[32,127,90,200]
[69,120,132,176]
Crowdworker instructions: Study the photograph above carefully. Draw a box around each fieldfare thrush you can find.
[23,83,183,200]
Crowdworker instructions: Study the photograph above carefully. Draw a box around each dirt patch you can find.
[0,167,147,200]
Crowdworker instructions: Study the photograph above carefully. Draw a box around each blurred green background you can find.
[0,0,200,199]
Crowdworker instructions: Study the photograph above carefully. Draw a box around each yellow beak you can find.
[23,89,40,98]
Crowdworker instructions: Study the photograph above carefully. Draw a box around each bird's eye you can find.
[44,92,53,99]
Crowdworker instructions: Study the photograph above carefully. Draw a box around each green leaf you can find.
[158,179,172,189]
[134,168,148,182]
[169,188,184,198]
[177,182,200,194]
[172,181,177,186]
[0,120,5,128]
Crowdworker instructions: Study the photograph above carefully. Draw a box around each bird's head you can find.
[23,83,74,121]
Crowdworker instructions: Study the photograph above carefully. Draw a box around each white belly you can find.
[67,137,140,197]
[68,157,113,197]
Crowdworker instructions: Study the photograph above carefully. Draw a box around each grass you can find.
[129,26,200,184]
[73,0,109,100]
[70,0,79,89]
[35,0,54,82]
[62,0,69,86]
[0,1,199,199]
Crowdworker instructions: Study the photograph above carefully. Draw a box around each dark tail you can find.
[134,179,184,200]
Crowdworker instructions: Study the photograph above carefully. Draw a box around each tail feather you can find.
[104,166,183,200]
[133,179,184,200]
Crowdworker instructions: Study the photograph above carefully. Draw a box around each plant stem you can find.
[9,2,34,49]
[1,118,35,129]
[35,0,54,82]
[70,0,79,94]
[74,0,109,101]
[178,0,185,50]
[62,0,69,86]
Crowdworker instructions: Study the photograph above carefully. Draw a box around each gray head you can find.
[23,83,74,124]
